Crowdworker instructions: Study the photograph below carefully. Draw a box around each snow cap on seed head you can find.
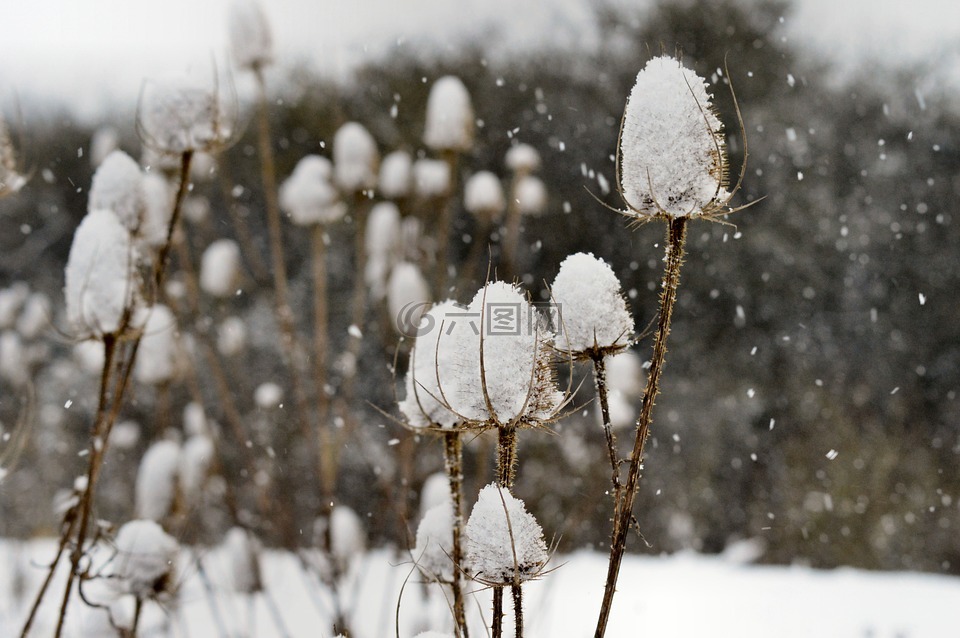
[505,143,541,174]
[399,300,462,429]
[227,0,273,71]
[88,150,145,233]
[112,519,179,600]
[465,483,548,585]
[135,439,181,521]
[414,499,455,582]
[333,122,378,193]
[464,171,505,222]
[412,158,451,199]
[387,262,431,337]
[200,239,242,298]
[514,175,548,217]
[619,55,728,218]
[378,150,413,199]
[138,74,236,155]
[550,252,633,355]
[424,75,474,153]
[279,155,346,226]
[134,304,179,385]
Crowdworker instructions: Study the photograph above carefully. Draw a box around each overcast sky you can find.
[1,0,959,120]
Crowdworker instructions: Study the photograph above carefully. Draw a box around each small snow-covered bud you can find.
[450,282,562,426]
[223,527,263,593]
[254,381,283,409]
[399,300,461,429]
[330,505,366,572]
[0,283,29,329]
[227,0,273,71]
[505,143,541,174]
[135,440,181,521]
[200,239,242,298]
[279,155,346,226]
[89,126,119,168]
[424,76,474,153]
[365,203,401,299]
[333,122,378,193]
[181,195,211,225]
[110,420,141,450]
[464,484,548,584]
[134,305,179,385]
[419,472,450,517]
[387,262,431,337]
[179,435,214,506]
[378,150,413,199]
[183,401,208,437]
[64,209,140,338]
[464,171,505,222]
[16,292,51,340]
[619,56,728,218]
[415,500,454,582]
[412,159,451,199]
[514,175,548,217]
[550,252,632,354]
[217,316,247,357]
[139,80,234,155]
[112,520,179,599]
[89,151,145,233]
[139,173,174,249]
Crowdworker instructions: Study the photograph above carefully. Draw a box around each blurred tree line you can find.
[1,0,958,574]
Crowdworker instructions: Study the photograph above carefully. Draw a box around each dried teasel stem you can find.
[443,431,469,638]
[492,424,519,638]
[311,224,335,503]
[589,351,622,498]
[595,216,687,638]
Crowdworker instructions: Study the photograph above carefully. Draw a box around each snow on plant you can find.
[199,238,242,298]
[333,121,379,193]
[365,202,402,300]
[64,208,141,339]
[254,381,284,409]
[387,262,432,337]
[379,150,413,199]
[0,110,26,197]
[329,505,366,574]
[137,76,236,156]
[464,171,506,223]
[464,483,548,585]
[217,316,247,357]
[414,500,455,582]
[227,0,273,72]
[505,143,541,175]
[279,155,346,225]
[110,519,179,600]
[178,434,213,508]
[89,126,119,168]
[139,173,174,249]
[135,440,181,522]
[413,158,451,199]
[133,304,179,386]
[88,150,145,234]
[513,175,548,217]
[550,252,633,356]
[616,55,744,222]
[224,526,263,593]
[424,76,475,153]
[419,471,451,517]
[399,300,463,429]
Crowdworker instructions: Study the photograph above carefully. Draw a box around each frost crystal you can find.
[200,239,241,298]
[464,171,506,221]
[424,76,474,153]
[514,175,548,216]
[64,209,140,338]
[505,143,541,174]
[279,155,346,226]
[89,151,145,233]
[414,500,454,582]
[464,484,548,584]
[112,520,179,599]
[449,282,562,426]
[134,304,179,385]
[228,0,273,71]
[399,300,462,429]
[412,158,451,198]
[135,440,181,521]
[378,150,413,199]
[387,262,431,337]
[619,56,728,218]
[333,122,378,193]
[551,252,632,354]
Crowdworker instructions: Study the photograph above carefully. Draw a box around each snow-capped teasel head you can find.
[505,143,541,175]
[89,151,145,233]
[464,483,548,585]
[135,440,182,521]
[200,239,242,298]
[137,73,237,156]
[64,209,141,339]
[217,316,247,357]
[133,305,179,385]
[254,381,283,409]
[387,261,431,337]
[325,505,366,573]
[448,281,564,428]
[412,158,451,199]
[398,300,463,429]
[279,155,346,226]
[179,434,214,507]
[333,122,379,193]
[606,349,644,398]
[424,76,475,153]
[111,519,179,600]
[378,150,413,199]
[550,252,633,356]
[419,471,451,517]
[365,202,401,263]
[90,126,119,168]
[617,55,744,221]
[464,171,506,222]
[227,0,273,72]
[414,500,455,582]
[514,175,548,217]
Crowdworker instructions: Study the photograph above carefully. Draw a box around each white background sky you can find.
[1,0,959,120]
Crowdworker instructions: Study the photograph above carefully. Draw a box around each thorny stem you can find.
[594,217,687,638]
[590,353,622,498]
[152,152,194,293]
[512,584,523,638]
[492,425,518,638]
[253,66,316,502]
[19,511,79,637]
[443,431,468,638]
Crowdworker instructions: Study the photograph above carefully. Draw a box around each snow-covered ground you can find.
[2,539,958,637]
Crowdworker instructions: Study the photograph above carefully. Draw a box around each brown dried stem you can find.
[443,431,469,638]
